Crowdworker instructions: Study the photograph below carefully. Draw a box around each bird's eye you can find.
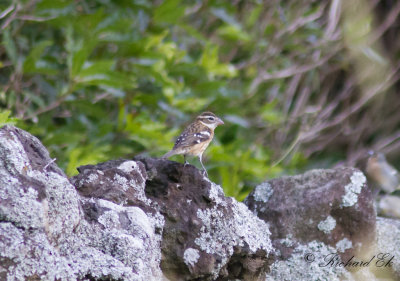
[208,117,215,121]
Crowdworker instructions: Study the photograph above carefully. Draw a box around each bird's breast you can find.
[184,139,212,156]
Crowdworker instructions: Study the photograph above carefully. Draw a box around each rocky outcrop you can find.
[0,126,163,281]
[245,168,376,262]
[0,125,272,281]
[245,169,382,281]
[135,157,272,280]
[71,156,272,281]
[1,125,399,281]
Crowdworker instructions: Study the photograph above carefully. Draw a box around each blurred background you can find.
[1,0,400,200]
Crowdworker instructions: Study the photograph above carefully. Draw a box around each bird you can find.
[162,112,224,177]
[366,151,400,194]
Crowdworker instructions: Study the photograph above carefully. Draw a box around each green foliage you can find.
[5,0,372,200]
[0,110,18,128]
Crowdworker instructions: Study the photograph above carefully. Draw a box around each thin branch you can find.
[276,3,327,37]
[22,96,67,121]
[1,4,20,29]
[374,131,400,152]
[326,0,341,38]
[300,64,400,142]
[17,15,56,22]
[0,4,15,19]
[368,0,400,45]
[249,47,340,94]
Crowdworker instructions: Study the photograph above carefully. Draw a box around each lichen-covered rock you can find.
[4,125,395,281]
[265,240,354,281]
[136,157,273,281]
[0,125,163,281]
[244,168,376,263]
[375,217,400,280]
[0,125,273,281]
[71,159,150,206]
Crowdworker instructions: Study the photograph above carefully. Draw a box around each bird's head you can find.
[196,112,224,129]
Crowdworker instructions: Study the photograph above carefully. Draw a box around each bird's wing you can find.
[173,123,212,149]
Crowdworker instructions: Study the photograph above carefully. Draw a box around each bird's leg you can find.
[184,155,189,166]
[199,154,208,177]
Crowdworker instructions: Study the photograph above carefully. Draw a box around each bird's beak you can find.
[217,118,224,125]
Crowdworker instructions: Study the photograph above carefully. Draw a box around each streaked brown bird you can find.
[366,152,400,194]
[162,112,224,176]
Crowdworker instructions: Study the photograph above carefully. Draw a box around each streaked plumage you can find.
[163,112,224,176]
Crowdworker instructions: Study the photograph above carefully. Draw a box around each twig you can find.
[249,47,340,94]
[326,0,341,38]
[0,4,15,19]
[368,1,400,45]
[22,96,66,121]
[1,4,20,29]
[300,64,400,143]
[43,158,57,172]
[276,3,326,37]
[17,15,56,22]
[271,131,302,167]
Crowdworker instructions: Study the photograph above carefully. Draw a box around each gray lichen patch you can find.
[0,129,32,175]
[254,182,274,203]
[118,161,146,184]
[183,248,200,267]
[336,238,352,253]
[27,170,81,240]
[0,180,45,229]
[317,215,336,234]
[113,173,131,191]
[376,218,400,277]
[341,171,366,207]
[207,181,227,206]
[97,199,160,240]
[232,201,272,253]
[266,240,352,281]
[0,222,80,281]
[194,183,272,273]
[90,198,164,280]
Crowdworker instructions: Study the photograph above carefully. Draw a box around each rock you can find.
[0,125,163,280]
[265,240,354,281]
[375,217,400,280]
[0,125,273,281]
[3,125,396,281]
[244,168,377,281]
[135,157,273,281]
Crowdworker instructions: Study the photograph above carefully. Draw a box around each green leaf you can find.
[2,29,17,65]
[66,25,97,78]
[23,40,53,73]
[153,0,185,24]
[0,110,17,128]
[199,45,237,78]
[217,24,251,42]
[75,70,136,89]
[145,31,168,50]
[211,8,239,27]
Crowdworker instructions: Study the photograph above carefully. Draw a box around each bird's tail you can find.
[162,150,176,159]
